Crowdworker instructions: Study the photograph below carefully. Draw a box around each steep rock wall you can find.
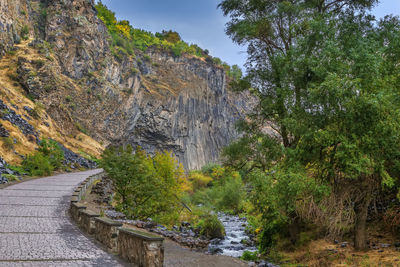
[0,0,24,56]
[3,0,249,170]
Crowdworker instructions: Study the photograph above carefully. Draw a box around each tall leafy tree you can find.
[220,0,400,251]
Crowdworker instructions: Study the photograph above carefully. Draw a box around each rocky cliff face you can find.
[0,0,249,170]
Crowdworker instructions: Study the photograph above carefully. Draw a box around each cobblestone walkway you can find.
[0,170,125,267]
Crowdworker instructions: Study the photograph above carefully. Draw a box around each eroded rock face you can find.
[0,0,44,57]
[4,0,251,170]
[0,0,20,56]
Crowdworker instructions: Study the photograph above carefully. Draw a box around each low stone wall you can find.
[70,202,86,224]
[118,228,164,267]
[76,172,105,201]
[94,217,122,253]
[80,210,99,234]
[69,171,165,266]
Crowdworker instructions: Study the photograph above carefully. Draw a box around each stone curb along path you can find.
[0,169,126,267]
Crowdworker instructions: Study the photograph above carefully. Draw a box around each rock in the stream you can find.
[210,238,223,245]
[208,247,223,255]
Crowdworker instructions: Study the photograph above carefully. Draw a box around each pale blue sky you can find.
[97,0,400,69]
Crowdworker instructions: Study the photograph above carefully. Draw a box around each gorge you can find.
[0,0,249,170]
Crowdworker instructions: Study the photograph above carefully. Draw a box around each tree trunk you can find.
[354,195,371,251]
[288,215,301,244]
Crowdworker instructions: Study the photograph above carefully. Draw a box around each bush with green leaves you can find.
[22,152,54,176]
[37,138,64,170]
[185,165,245,214]
[246,161,329,251]
[101,145,184,224]
[215,175,244,213]
[241,250,258,261]
[22,138,64,177]
[188,171,213,191]
[198,214,225,239]
[20,25,29,40]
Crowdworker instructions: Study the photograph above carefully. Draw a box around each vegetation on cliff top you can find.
[95,1,242,80]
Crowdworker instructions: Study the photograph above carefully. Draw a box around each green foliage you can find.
[198,214,225,239]
[227,64,242,81]
[21,138,64,177]
[101,145,184,224]
[95,2,226,65]
[155,30,182,43]
[34,40,53,55]
[188,171,212,191]
[20,25,29,40]
[220,0,399,252]
[247,163,329,250]
[6,50,16,56]
[201,163,220,176]
[130,67,139,74]
[33,102,44,119]
[2,174,18,181]
[215,175,244,213]
[22,152,54,176]
[185,165,245,214]
[212,57,222,65]
[241,250,258,261]
[79,150,100,165]
[7,164,26,174]
[37,138,64,170]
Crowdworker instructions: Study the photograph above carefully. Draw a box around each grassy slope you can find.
[0,40,104,164]
[276,226,400,266]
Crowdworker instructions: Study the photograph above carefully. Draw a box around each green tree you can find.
[220,0,400,251]
[101,146,183,221]
[295,13,400,250]
[247,163,328,249]
[156,30,182,43]
[230,64,242,81]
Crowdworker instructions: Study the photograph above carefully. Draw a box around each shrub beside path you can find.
[0,169,125,267]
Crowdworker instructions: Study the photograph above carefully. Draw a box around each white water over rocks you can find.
[208,213,257,257]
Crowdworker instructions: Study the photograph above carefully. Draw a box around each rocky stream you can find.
[208,213,258,257]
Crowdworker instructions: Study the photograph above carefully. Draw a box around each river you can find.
[208,213,258,257]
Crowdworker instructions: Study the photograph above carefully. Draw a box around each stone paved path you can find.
[164,240,247,267]
[0,170,125,267]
